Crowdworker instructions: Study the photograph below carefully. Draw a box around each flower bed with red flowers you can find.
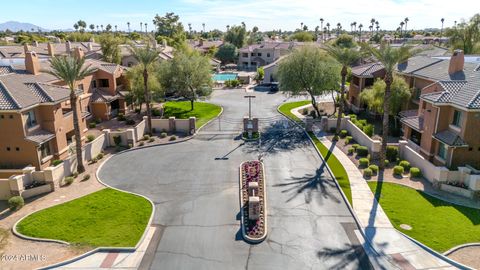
[239,160,267,243]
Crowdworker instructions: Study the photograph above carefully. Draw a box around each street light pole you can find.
[244,95,256,119]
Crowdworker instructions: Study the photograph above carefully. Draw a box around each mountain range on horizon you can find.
[0,21,49,32]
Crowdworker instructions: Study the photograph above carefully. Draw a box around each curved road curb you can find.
[444,243,480,256]
[35,103,225,269]
[277,102,472,270]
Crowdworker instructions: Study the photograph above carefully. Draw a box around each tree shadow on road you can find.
[243,120,309,156]
[317,243,374,270]
[273,165,341,204]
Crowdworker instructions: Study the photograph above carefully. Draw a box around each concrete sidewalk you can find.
[313,131,461,270]
[49,226,156,269]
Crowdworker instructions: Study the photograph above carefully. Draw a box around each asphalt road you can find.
[99,89,371,270]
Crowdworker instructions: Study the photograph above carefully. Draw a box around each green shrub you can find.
[8,196,24,211]
[96,118,102,124]
[88,122,96,128]
[143,134,150,141]
[152,108,161,117]
[356,146,369,157]
[160,132,167,138]
[126,119,135,125]
[359,158,370,168]
[345,138,351,145]
[138,141,145,146]
[348,114,357,120]
[169,135,177,141]
[363,168,373,178]
[393,165,404,176]
[358,119,367,126]
[339,130,348,138]
[369,165,379,174]
[82,174,91,181]
[117,113,126,121]
[346,136,353,141]
[113,135,122,146]
[52,159,63,166]
[72,172,79,179]
[64,176,74,185]
[399,160,411,171]
[348,147,355,155]
[352,144,360,150]
[384,159,390,167]
[148,137,155,143]
[410,167,422,177]
[363,124,374,137]
[386,146,399,162]
[127,143,133,149]
[86,134,95,142]
[332,135,339,141]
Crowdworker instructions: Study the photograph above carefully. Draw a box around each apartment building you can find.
[0,48,127,170]
[347,62,385,112]
[237,42,298,70]
[400,51,480,169]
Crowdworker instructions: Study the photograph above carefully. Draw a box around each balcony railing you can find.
[398,110,418,118]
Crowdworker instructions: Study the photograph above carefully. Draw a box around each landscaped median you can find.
[163,101,222,129]
[278,101,352,205]
[369,181,480,253]
[15,188,152,247]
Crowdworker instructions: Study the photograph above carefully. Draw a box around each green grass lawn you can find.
[163,101,222,129]
[309,132,352,205]
[16,188,152,247]
[278,100,310,124]
[368,181,480,252]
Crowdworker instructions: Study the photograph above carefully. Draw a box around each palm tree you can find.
[320,18,324,41]
[350,23,354,33]
[400,21,405,38]
[324,45,360,135]
[127,22,131,33]
[370,18,376,34]
[300,22,304,31]
[364,43,412,169]
[353,21,357,32]
[100,24,104,32]
[96,25,99,32]
[202,23,206,33]
[440,18,445,37]
[145,23,148,33]
[375,21,380,33]
[404,17,409,38]
[114,25,118,32]
[140,22,143,32]
[454,20,457,28]
[326,23,331,38]
[358,24,363,41]
[226,25,230,32]
[48,56,95,173]
[336,23,341,36]
[129,45,159,135]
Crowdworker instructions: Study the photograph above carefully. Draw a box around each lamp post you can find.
[244,95,256,119]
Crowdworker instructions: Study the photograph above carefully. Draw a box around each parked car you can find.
[254,82,279,92]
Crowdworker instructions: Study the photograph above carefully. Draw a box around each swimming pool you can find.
[212,73,238,82]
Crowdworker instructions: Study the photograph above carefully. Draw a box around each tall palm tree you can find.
[440,18,445,36]
[127,22,131,33]
[226,25,230,32]
[188,23,192,33]
[404,17,409,37]
[100,24,104,32]
[320,18,324,41]
[400,21,405,38]
[324,45,361,135]
[364,43,412,169]
[140,22,143,32]
[353,21,357,32]
[129,45,159,135]
[300,22,304,31]
[358,24,363,41]
[202,23,206,33]
[114,25,118,32]
[336,23,341,36]
[48,56,95,173]
[145,23,148,33]
[326,23,331,38]
[375,21,380,33]
[454,20,457,28]
[96,25,99,32]
[370,18,376,34]
[350,23,354,33]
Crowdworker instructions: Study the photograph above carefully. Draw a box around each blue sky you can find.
[2,0,478,31]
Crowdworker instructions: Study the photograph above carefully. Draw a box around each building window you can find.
[39,142,51,159]
[438,142,447,160]
[16,147,20,151]
[251,53,255,57]
[267,53,270,57]
[99,79,109,88]
[78,84,84,90]
[452,110,462,127]
[6,147,10,151]
[92,80,97,88]
[258,53,262,57]
[25,110,37,128]
[242,53,248,58]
